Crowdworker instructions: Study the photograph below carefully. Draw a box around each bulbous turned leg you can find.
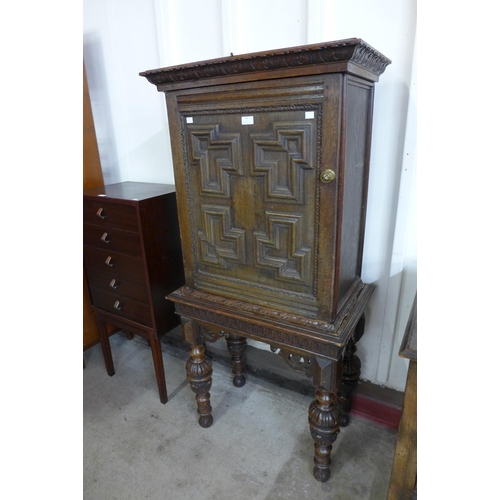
[186,344,213,428]
[335,338,361,427]
[308,388,340,482]
[226,333,247,387]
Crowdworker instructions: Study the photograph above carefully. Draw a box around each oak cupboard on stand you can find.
[141,38,391,482]
[83,182,184,403]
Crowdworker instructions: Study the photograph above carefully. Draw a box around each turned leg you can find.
[226,333,247,387]
[96,317,115,376]
[335,315,365,426]
[308,356,343,482]
[186,344,214,428]
[308,388,340,482]
[150,334,168,404]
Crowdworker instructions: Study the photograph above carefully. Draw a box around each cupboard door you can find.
[171,76,342,319]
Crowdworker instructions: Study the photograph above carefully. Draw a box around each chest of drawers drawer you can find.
[88,287,153,327]
[83,199,139,231]
[84,266,149,303]
[83,223,142,256]
[83,246,146,284]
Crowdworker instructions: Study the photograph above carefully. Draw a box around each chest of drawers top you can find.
[83,181,175,201]
[83,181,176,210]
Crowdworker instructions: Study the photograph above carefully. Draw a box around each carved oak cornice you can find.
[140,38,391,86]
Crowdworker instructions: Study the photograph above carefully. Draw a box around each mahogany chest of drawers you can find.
[83,181,184,403]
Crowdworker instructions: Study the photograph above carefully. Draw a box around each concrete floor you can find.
[83,331,398,500]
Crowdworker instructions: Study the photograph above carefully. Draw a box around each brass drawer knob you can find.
[113,300,123,311]
[105,256,114,267]
[109,279,119,289]
[101,232,111,243]
[320,169,336,183]
[96,208,106,219]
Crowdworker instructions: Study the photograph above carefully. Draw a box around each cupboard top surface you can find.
[140,38,391,89]
[83,181,175,202]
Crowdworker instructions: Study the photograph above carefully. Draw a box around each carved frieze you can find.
[167,285,376,360]
[174,300,342,359]
[170,285,366,334]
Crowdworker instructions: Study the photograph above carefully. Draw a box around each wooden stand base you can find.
[172,285,373,482]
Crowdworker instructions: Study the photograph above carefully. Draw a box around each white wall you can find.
[83,0,174,184]
[83,0,417,392]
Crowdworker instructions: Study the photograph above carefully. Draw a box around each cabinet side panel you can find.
[337,78,373,307]
[166,93,196,288]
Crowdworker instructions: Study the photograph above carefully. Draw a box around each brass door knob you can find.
[320,169,336,183]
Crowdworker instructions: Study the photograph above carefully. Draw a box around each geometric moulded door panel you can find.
[179,91,325,318]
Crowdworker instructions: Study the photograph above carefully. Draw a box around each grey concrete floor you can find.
[83,331,398,500]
